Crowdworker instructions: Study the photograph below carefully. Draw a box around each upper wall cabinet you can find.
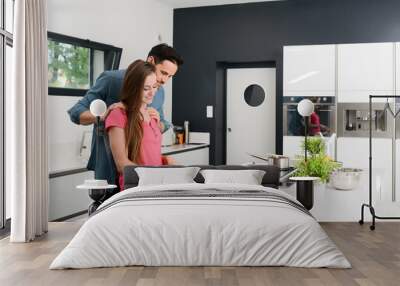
[337,43,394,103]
[396,43,400,94]
[284,45,335,97]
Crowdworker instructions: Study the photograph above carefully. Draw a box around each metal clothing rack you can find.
[359,95,400,230]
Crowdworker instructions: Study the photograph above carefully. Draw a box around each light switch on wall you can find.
[207,105,213,118]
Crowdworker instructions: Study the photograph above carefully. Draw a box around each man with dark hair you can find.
[148,43,184,67]
[68,43,183,186]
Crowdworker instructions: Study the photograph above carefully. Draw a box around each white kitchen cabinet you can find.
[170,148,209,165]
[337,137,400,217]
[396,43,400,94]
[280,182,371,222]
[49,171,94,221]
[283,136,303,160]
[283,45,336,97]
[337,43,395,103]
[396,139,400,203]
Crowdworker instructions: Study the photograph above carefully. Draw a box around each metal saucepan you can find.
[269,154,290,170]
[247,153,290,170]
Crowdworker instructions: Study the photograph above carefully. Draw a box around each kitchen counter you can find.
[48,143,209,221]
[48,143,210,177]
[161,143,209,156]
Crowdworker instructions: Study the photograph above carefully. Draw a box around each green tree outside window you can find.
[48,40,90,89]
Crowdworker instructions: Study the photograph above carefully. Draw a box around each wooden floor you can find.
[0,222,399,286]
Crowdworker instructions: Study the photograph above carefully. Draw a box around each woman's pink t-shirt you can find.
[105,108,162,189]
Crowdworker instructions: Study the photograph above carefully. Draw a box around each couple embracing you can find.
[68,44,184,190]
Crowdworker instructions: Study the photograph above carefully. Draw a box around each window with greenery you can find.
[48,32,122,96]
[48,41,90,89]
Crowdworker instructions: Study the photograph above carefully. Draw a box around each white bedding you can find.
[50,183,351,269]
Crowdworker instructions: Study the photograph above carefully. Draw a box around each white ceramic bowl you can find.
[330,168,363,190]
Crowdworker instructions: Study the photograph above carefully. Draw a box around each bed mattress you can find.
[50,183,350,269]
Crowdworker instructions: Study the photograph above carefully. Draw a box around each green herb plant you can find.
[294,137,341,183]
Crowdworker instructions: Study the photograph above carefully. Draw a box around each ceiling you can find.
[160,0,283,9]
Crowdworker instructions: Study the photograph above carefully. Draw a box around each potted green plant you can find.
[294,137,341,183]
[291,137,341,210]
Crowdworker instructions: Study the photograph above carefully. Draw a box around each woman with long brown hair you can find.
[105,60,173,189]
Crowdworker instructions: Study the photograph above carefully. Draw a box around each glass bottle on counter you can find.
[184,121,189,144]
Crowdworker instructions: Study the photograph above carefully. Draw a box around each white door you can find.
[226,68,276,164]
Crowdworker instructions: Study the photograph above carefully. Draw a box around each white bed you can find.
[50,183,351,269]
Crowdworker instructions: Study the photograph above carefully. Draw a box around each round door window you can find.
[244,84,265,107]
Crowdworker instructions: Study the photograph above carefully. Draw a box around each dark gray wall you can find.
[172,0,400,164]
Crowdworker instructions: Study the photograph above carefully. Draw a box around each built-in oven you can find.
[283,96,336,136]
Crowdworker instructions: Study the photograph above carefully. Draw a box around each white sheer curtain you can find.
[9,0,49,242]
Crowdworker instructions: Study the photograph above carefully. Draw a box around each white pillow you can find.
[135,167,201,186]
[200,169,266,185]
